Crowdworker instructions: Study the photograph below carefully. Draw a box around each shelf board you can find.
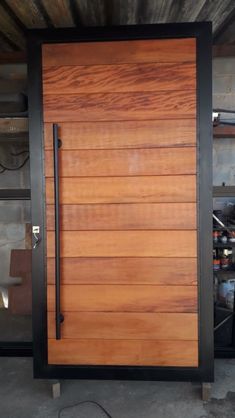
[214,268,235,274]
[214,241,235,248]
[213,186,235,197]
[213,125,235,138]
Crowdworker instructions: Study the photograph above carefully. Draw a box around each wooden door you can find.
[42,38,198,367]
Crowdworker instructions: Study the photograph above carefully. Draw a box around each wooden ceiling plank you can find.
[215,22,235,44]
[214,6,235,44]
[5,0,47,28]
[41,0,75,27]
[110,0,139,25]
[0,30,16,52]
[0,4,25,50]
[169,0,207,22]
[137,0,174,24]
[196,0,235,34]
[74,0,106,26]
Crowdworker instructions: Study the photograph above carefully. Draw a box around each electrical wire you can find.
[0,155,29,173]
[10,150,29,156]
[58,400,113,418]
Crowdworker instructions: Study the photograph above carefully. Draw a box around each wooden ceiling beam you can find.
[0,3,25,50]
[137,0,174,24]
[4,0,47,28]
[0,30,16,52]
[41,0,75,28]
[213,6,235,44]
[109,0,139,25]
[168,0,207,23]
[196,0,235,34]
[73,0,106,26]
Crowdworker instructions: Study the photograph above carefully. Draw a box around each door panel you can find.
[44,120,196,150]
[47,230,197,257]
[46,203,197,231]
[43,62,196,94]
[43,90,196,122]
[45,176,196,204]
[48,339,198,367]
[45,147,196,177]
[42,39,196,66]
[47,285,197,313]
[42,38,198,367]
[48,312,198,340]
[47,257,197,286]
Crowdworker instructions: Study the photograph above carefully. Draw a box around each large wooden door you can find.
[42,38,198,367]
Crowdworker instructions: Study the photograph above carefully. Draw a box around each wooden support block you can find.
[51,381,61,399]
[202,383,212,401]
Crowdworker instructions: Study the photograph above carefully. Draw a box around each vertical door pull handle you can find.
[53,123,64,340]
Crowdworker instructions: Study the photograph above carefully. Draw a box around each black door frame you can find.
[28,22,214,381]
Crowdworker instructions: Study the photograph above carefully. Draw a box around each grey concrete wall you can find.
[213,57,235,186]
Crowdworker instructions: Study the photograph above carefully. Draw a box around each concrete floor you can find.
[0,358,234,418]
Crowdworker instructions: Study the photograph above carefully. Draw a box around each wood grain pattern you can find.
[42,39,196,67]
[46,203,197,231]
[48,312,198,340]
[44,120,196,150]
[45,175,196,204]
[44,148,196,177]
[47,230,197,258]
[43,62,196,94]
[43,37,198,368]
[48,339,198,366]
[43,91,196,122]
[47,285,197,313]
[47,257,197,285]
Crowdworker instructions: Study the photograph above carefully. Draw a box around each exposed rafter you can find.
[0,0,235,52]
[41,0,75,28]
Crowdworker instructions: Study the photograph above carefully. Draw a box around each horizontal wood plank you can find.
[47,285,197,313]
[48,339,198,366]
[43,91,196,122]
[46,203,197,231]
[45,148,196,177]
[45,176,196,204]
[42,39,196,67]
[48,312,198,340]
[44,120,196,150]
[47,257,197,285]
[213,125,235,138]
[43,62,196,94]
[47,230,197,258]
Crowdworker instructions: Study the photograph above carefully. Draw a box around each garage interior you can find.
[0,1,235,417]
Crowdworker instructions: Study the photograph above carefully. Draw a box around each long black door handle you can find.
[53,123,64,340]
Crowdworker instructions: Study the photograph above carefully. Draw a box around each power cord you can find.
[58,400,113,418]
[0,155,29,173]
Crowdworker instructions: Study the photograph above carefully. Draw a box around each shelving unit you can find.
[213,125,235,358]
